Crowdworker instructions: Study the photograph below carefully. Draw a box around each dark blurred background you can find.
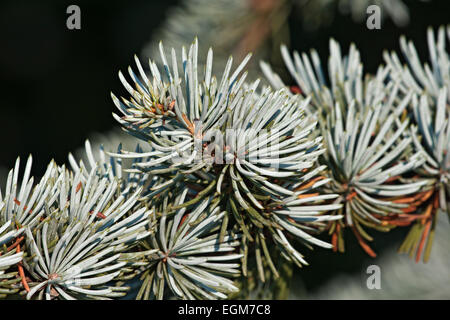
[0,0,178,176]
[0,0,449,298]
